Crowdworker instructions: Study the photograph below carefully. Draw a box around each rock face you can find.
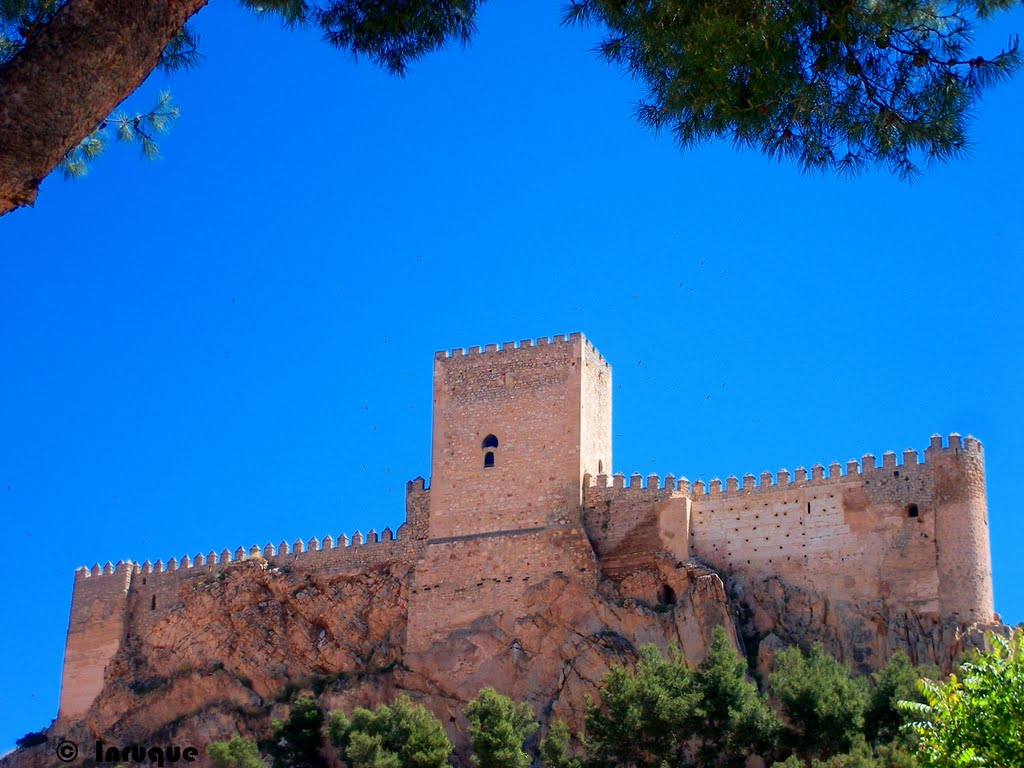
[731,573,1002,686]
[6,556,739,768]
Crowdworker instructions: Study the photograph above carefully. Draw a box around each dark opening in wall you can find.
[598,460,603,474]
[151,596,156,611]
[658,584,676,605]
[907,503,920,518]
[482,434,498,468]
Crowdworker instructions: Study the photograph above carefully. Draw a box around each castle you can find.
[58,332,996,725]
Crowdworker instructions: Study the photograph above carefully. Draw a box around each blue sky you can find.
[1,0,1023,750]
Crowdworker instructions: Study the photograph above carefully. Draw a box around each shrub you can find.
[16,732,47,749]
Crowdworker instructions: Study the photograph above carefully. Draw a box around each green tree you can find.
[584,644,700,768]
[327,695,452,768]
[900,630,1024,768]
[770,643,867,760]
[1,0,1021,215]
[464,687,538,768]
[269,695,326,768]
[540,721,582,768]
[566,0,1020,179]
[691,627,780,767]
[208,737,266,768]
[863,652,934,747]
[585,631,778,768]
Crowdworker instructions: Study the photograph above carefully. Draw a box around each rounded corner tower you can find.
[926,433,995,624]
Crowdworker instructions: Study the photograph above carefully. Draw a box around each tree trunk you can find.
[0,0,208,217]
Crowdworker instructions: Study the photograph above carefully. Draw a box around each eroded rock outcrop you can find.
[731,573,1004,683]
[4,556,739,768]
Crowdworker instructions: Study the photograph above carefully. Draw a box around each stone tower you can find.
[407,333,610,651]
[427,333,612,539]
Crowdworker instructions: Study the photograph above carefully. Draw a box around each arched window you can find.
[598,460,604,474]
[906,503,920,518]
[482,434,498,469]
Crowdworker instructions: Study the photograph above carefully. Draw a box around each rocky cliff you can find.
[4,551,999,768]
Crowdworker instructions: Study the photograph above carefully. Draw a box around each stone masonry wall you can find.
[124,535,425,636]
[583,473,690,576]
[427,334,610,539]
[403,476,431,541]
[406,526,599,653]
[927,435,993,621]
[409,334,613,652]
[683,434,991,619]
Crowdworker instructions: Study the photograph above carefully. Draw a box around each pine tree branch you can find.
[0,0,208,216]
[22,2,53,46]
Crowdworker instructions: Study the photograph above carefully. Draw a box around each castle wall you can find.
[681,435,991,620]
[135,526,423,620]
[403,477,431,541]
[580,434,993,626]
[60,505,425,718]
[583,473,690,576]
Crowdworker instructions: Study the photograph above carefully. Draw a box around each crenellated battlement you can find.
[434,331,608,365]
[687,433,981,501]
[584,471,690,493]
[581,434,981,504]
[73,522,410,580]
